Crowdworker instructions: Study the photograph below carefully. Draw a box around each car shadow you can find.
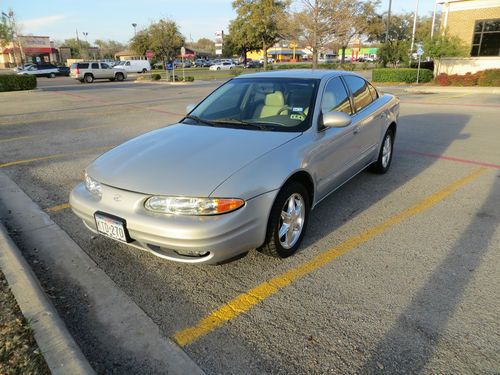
[359,170,499,374]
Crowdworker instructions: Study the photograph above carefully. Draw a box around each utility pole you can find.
[410,0,420,53]
[83,32,90,59]
[132,23,137,36]
[385,0,392,43]
[431,0,438,39]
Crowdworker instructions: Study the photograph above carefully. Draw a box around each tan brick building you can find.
[439,0,500,56]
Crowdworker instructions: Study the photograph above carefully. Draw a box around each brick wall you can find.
[445,7,500,48]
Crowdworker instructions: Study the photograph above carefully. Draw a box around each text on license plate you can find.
[95,214,127,242]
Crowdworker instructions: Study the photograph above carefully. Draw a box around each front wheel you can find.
[115,73,124,81]
[49,73,56,78]
[141,68,147,73]
[369,129,394,174]
[259,182,310,258]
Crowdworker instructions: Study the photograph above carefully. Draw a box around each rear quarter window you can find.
[343,75,373,112]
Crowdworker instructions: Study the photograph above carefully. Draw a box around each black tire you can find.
[49,72,56,78]
[369,128,394,174]
[217,67,220,70]
[115,73,124,81]
[259,182,310,258]
[141,68,147,73]
[84,74,94,83]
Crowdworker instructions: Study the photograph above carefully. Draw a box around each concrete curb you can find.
[0,172,205,375]
[0,222,96,375]
[402,86,500,94]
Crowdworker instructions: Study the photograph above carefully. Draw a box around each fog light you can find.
[175,249,209,257]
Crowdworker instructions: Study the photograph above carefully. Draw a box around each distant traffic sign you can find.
[146,50,154,59]
[181,46,186,57]
[416,47,424,56]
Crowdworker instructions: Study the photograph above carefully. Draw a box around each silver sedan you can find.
[70,70,399,264]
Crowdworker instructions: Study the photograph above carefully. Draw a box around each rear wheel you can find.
[369,129,394,174]
[141,68,147,73]
[49,73,56,78]
[259,182,310,258]
[84,74,94,83]
[115,73,124,81]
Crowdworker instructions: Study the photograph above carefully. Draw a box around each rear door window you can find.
[91,63,99,69]
[343,76,373,112]
[321,77,353,115]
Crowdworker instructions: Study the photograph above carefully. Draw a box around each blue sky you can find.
[2,0,438,44]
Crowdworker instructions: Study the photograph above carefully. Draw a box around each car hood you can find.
[88,123,301,196]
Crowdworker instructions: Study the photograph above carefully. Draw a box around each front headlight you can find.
[144,196,244,216]
[84,172,102,198]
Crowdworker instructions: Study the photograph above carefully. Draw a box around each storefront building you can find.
[0,35,58,68]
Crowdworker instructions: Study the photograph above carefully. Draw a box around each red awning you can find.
[23,47,52,54]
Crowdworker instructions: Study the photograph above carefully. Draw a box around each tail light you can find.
[76,67,80,75]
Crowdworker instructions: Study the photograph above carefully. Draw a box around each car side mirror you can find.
[321,111,352,128]
[186,104,196,114]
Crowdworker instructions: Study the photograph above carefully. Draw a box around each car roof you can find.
[234,69,361,80]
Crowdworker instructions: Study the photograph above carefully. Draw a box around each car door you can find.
[342,75,382,167]
[312,77,358,201]
[100,63,112,78]
[89,62,100,78]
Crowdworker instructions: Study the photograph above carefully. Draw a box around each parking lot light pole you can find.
[410,0,420,53]
[132,23,137,36]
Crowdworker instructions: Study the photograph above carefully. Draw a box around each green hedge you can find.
[372,68,433,83]
[477,69,500,86]
[0,75,37,92]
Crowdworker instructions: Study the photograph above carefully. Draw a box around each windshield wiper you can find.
[211,118,272,131]
[184,115,217,127]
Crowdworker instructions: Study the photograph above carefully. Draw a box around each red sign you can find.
[146,50,154,59]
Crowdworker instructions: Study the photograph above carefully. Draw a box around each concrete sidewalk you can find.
[0,222,95,375]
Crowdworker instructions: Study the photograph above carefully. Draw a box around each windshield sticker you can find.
[292,107,303,112]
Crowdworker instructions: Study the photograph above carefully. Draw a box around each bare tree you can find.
[334,1,379,63]
[290,0,338,68]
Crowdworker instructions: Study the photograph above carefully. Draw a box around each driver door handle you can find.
[353,125,361,134]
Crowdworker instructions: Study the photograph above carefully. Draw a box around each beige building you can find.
[436,0,500,74]
[0,35,59,68]
[440,0,500,56]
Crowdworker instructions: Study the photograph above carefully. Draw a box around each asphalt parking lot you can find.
[1,76,499,374]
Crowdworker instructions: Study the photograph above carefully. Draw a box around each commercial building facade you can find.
[436,0,500,74]
[0,35,58,68]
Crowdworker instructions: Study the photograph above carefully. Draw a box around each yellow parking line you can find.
[46,203,70,213]
[0,146,111,168]
[173,167,486,347]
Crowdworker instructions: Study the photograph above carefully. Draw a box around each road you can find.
[1,76,499,374]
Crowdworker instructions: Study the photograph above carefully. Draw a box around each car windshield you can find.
[185,78,319,132]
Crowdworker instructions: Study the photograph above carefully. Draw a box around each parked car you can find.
[57,66,71,76]
[70,61,127,83]
[13,63,35,72]
[195,59,211,67]
[17,63,60,78]
[173,60,193,68]
[245,60,263,69]
[70,70,399,264]
[209,61,236,70]
[113,59,151,73]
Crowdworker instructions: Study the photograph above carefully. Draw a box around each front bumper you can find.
[69,183,277,264]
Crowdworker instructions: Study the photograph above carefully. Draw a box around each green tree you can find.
[61,38,91,58]
[232,0,290,70]
[94,39,126,59]
[227,17,261,63]
[0,13,13,44]
[130,19,184,61]
[189,38,215,54]
[378,39,409,67]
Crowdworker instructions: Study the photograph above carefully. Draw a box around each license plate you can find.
[94,212,129,243]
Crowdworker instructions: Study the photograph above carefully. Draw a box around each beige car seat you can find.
[259,91,287,118]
